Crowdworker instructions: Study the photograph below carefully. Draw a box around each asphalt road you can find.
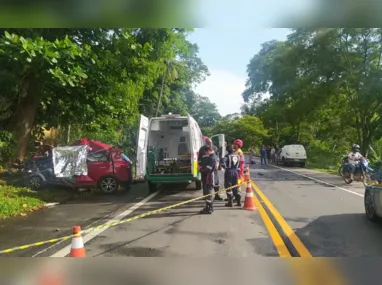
[2,159,382,283]
[252,161,381,257]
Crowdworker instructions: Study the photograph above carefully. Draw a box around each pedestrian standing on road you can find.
[260,145,267,165]
[248,147,255,164]
[271,146,276,164]
[199,146,218,214]
[198,137,223,201]
[266,146,271,163]
[221,145,241,207]
[274,146,279,164]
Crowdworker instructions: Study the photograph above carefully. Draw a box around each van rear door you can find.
[136,115,149,179]
[188,115,199,177]
[211,134,226,160]
[290,145,306,159]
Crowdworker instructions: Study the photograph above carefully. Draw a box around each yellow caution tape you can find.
[0,182,244,255]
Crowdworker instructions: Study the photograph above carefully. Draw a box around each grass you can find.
[305,160,339,176]
[0,184,78,219]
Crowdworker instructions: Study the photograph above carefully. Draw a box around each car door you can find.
[87,151,113,182]
[136,115,150,179]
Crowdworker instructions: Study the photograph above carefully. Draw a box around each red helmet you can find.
[234,139,243,148]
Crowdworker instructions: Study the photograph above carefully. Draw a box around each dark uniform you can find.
[221,152,241,207]
[198,145,222,200]
[199,150,218,214]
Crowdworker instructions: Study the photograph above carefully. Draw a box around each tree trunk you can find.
[275,120,280,147]
[8,74,39,160]
[66,124,71,144]
[155,72,166,117]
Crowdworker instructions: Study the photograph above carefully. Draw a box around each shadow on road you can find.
[92,215,196,257]
[290,213,382,257]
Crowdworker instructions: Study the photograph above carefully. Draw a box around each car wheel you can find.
[99,176,118,194]
[148,182,158,193]
[195,180,202,190]
[25,175,43,191]
[365,190,378,221]
[300,162,306,168]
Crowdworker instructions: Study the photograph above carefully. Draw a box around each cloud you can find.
[193,69,246,116]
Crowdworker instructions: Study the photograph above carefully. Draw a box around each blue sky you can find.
[188,28,291,116]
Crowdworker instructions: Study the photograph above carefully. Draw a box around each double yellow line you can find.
[250,180,346,285]
[250,180,311,258]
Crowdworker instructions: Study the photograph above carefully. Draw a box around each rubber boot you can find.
[225,194,233,207]
[200,202,213,214]
[235,194,242,207]
[214,186,223,200]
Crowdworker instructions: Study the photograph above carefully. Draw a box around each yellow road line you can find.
[246,170,346,284]
[251,180,312,258]
[289,258,347,285]
[251,186,292,257]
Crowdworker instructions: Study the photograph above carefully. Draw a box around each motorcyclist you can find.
[347,144,364,181]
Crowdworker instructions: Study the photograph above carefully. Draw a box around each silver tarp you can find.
[52,145,88,178]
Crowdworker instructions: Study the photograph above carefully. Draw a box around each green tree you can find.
[210,115,268,149]
[189,95,221,131]
[0,28,209,162]
[242,28,382,155]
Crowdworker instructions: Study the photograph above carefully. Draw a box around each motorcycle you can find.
[339,156,373,186]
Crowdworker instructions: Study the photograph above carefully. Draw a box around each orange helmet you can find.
[234,139,243,148]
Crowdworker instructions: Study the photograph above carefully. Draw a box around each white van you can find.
[136,114,225,193]
[278,144,307,167]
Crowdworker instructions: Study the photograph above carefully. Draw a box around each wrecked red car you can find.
[22,138,132,194]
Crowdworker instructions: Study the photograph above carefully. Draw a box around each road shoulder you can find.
[0,183,152,257]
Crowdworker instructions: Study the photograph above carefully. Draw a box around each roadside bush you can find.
[305,140,346,173]
[0,185,44,219]
[369,139,382,172]
[0,130,15,166]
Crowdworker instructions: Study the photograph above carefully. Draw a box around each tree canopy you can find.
[242,28,382,166]
[0,28,219,161]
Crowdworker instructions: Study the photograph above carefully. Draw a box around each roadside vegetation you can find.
[238,28,382,174]
[0,28,220,219]
[1,28,382,218]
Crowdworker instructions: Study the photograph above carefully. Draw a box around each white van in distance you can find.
[278,144,307,167]
[136,113,225,193]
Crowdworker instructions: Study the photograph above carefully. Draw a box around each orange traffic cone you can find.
[244,166,250,182]
[69,226,86,257]
[242,181,257,211]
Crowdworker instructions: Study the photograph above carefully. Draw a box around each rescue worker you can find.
[199,146,217,214]
[260,145,267,165]
[221,145,241,207]
[233,139,245,181]
[198,137,223,201]
[225,139,245,203]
